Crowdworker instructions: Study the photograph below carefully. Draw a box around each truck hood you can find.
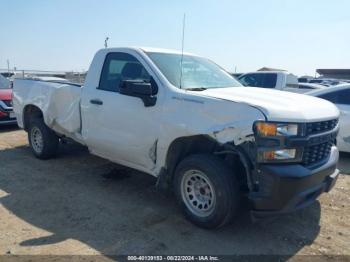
[199,87,339,122]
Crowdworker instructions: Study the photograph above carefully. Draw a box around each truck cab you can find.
[238,71,305,93]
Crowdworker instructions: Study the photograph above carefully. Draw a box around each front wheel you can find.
[174,154,240,229]
[28,118,59,159]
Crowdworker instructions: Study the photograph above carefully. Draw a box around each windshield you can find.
[146,52,242,89]
[0,75,10,89]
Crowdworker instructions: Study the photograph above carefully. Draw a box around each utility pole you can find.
[7,59,10,75]
[104,37,109,48]
[179,13,186,89]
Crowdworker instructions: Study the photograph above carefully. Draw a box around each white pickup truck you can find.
[238,71,309,93]
[14,47,340,228]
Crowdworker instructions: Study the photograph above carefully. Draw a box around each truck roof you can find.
[102,47,199,57]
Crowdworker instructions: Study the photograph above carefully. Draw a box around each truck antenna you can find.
[179,13,186,89]
[104,37,109,48]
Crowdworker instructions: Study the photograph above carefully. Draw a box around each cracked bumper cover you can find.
[250,146,339,219]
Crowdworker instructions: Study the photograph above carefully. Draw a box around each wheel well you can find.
[165,135,217,177]
[23,105,43,131]
[164,135,248,189]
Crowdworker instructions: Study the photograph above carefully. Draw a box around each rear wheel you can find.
[174,154,240,229]
[28,118,59,159]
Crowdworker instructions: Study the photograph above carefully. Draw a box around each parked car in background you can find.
[298,76,314,83]
[13,47,340,228]
[237,71,304,92]
[298,83,327,91]
[0,74,16,125]
[230,73,243,79]
[238,72,327,93]
[307,84,350,153]
[0,72,14,78]
[309,78,345,87]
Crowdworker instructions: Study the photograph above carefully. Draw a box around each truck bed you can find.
[13,79,83,141]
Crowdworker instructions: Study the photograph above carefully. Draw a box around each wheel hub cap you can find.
[181,170,216,217]
[31,127,43,153]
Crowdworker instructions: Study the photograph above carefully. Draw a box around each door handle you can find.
[90,99,103,105]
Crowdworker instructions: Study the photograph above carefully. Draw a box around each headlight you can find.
[258,149,297,163]
[254,121,302,163]
[255,122,298,137]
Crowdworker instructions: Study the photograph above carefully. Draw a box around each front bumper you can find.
[0,119,17,125]
[250,146,339,220]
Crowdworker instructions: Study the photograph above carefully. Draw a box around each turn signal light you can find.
[255,122,298,137]
[255,122,277,136]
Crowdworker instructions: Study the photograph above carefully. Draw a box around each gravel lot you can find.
[0,126,349,259]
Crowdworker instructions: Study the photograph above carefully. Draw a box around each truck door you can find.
[81,51,160,171]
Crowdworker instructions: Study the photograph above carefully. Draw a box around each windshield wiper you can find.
[185,87,207,91]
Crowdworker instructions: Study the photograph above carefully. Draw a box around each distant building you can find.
[316,69,350,80]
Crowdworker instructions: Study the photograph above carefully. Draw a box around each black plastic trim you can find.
[249,147,339,219]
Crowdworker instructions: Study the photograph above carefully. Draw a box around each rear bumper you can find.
[250,146,339,220]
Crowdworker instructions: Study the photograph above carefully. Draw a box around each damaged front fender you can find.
[209,123,256,145]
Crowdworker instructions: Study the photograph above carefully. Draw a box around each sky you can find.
[1,0,349,76]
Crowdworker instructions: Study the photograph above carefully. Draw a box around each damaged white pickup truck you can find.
[14,47,340,228]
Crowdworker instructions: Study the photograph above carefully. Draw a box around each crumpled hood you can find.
[199,87,339,122]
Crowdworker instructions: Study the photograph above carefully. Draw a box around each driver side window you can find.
[98,52,151,92]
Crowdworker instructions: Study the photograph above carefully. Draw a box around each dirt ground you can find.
[0,126,349,259]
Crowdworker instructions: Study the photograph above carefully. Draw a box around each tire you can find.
[28,118,59,159]
[174,154,240,229]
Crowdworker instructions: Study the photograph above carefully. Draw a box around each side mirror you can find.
[120,79,157,107]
